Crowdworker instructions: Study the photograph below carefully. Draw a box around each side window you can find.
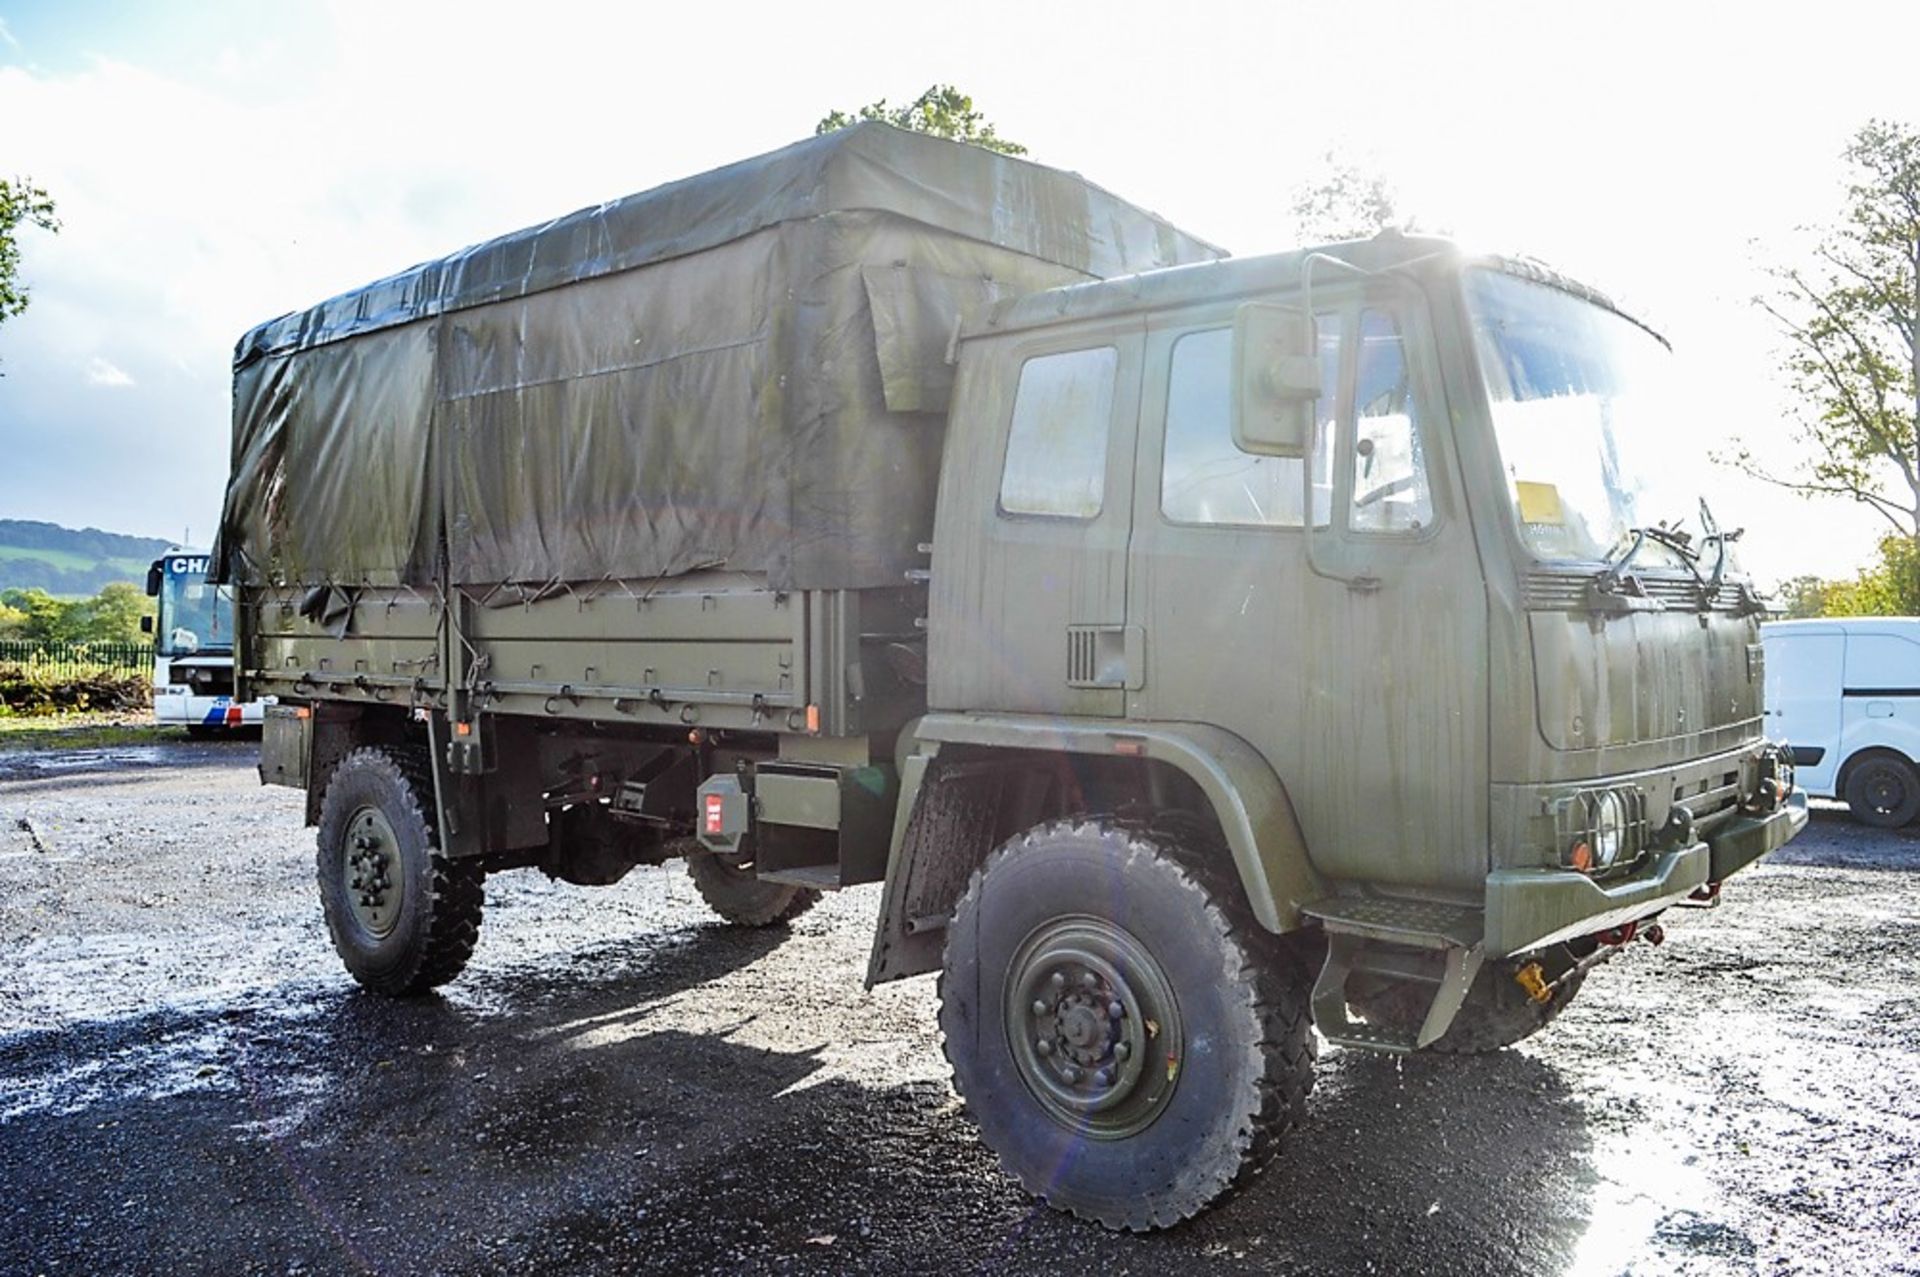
[1348,309,1433,534]
[1160,322,1337,527]
[999,346,1118,519]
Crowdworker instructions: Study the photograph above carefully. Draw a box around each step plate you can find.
[1302,894,1483,950]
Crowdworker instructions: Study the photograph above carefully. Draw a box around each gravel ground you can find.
[1,741,1917,1275]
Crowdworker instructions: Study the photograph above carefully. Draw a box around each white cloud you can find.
[85,356,134,387]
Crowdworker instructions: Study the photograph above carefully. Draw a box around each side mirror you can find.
[1231,302,1320,458]
[145,563,163,598]
[140,615,154,635]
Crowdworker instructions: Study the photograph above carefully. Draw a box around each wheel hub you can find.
[343,806,404,938]
[1005,916,1182,1139]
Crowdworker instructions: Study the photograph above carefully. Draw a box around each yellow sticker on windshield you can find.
[1515,481,1565,525]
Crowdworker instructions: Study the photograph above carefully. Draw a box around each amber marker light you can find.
[1569,841,1594,872]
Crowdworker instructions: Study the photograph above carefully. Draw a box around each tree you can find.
[1289,152,1418,243]
[816,85,1027,156]
[0,588,73,641]
[1731,120,1920,539]
[71,582,151,643]
[1773,574,1833,618]
[0,177,60,331]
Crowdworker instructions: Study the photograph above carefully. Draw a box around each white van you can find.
[1762,617,1920,826]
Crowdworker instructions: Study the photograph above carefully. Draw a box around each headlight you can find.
[1559,786,1644,873]
[1592,790,1626,867]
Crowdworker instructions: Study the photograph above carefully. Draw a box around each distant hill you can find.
[0,520,175,596]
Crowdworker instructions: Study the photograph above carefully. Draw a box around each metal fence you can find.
[0,640,151,680]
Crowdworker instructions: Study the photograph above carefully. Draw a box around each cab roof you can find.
[965,230,1661,344]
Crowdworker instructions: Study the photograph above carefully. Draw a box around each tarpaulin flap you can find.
[216,125,1225,590]
[442,229,781,586]
[862,265,1005,414]
[220,321,437,586]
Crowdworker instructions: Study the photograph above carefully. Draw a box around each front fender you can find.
[908,712,1322,933]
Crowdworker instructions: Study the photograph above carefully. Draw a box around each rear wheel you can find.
[938,818,1316,1231]
[1844,750,1920,828]
[684,851,818,926]
[316,746,485,995]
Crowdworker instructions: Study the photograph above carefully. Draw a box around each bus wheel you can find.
[684,851,818,926]
[938,818,1315,1231]
[1844,750,1920,828]
[315,746,485,995]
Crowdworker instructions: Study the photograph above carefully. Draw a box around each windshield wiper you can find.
[1595,521,1694,596]
[1697,497,1745,603]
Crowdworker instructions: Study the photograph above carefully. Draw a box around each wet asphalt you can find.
[1,741,1917,1275]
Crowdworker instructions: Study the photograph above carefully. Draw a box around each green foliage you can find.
[0,176,59,332]
[1731,120,1920,535]
[0,584,154,643]
[1289,153,1418,243]
[816,85,1027,156]
[1773,574,1834,619]
[1774,535,1920,617]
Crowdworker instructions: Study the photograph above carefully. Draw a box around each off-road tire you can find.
[316,746,484,996]
[938,817,1316,1231]
[684,851,819,927]
[1844,750,1920,828]
[1352,954,1587,1054]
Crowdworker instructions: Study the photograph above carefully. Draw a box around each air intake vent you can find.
[1067,628,1101,686]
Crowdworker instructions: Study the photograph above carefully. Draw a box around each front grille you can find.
[1524,568,1751,614]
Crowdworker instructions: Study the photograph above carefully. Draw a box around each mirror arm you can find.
[1296,253,1381,591]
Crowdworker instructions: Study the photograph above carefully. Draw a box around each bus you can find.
[142,548,261,734]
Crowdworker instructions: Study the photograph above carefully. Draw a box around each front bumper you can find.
[1483,790,1808,957]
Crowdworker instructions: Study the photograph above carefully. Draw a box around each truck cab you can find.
[906,234,1803,1052]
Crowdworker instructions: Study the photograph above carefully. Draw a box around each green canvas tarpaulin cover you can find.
[215,122,1222,591]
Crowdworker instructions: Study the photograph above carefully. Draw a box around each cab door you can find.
[929,319,1145,717]
[1125,284,1489,890]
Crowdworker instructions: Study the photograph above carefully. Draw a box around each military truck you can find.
[215,122,1807,1230]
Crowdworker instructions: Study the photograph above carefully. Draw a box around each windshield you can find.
[1467,268,1711,570]
[157,556,233,656]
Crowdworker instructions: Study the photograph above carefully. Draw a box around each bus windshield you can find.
[157,556,234,656]
[1466,268,1709,571]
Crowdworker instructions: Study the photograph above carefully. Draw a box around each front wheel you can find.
[316,746,485,996]
[1844,750,1920,828]
[939,818,1316,1231]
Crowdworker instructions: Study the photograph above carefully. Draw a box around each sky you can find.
[0,0,1915,583]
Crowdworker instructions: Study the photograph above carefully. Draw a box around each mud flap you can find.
[1311,934,1485,1053]
[1302,895,1486,1053]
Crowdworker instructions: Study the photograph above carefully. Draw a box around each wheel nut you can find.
[1108,1001,1124,1019]
[1036,1039,1054,1056]
[1080,972,1098,990]
[1031,999,1049,1017]
[1049,971,1066,991]
[1061,1066,1081,1084]
[1114,1042,1131,1061]
[1094,1068,1112,1087]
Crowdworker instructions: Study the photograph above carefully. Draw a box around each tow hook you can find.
[1535,920,1668,1000]
[1514,961,1553,1005]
